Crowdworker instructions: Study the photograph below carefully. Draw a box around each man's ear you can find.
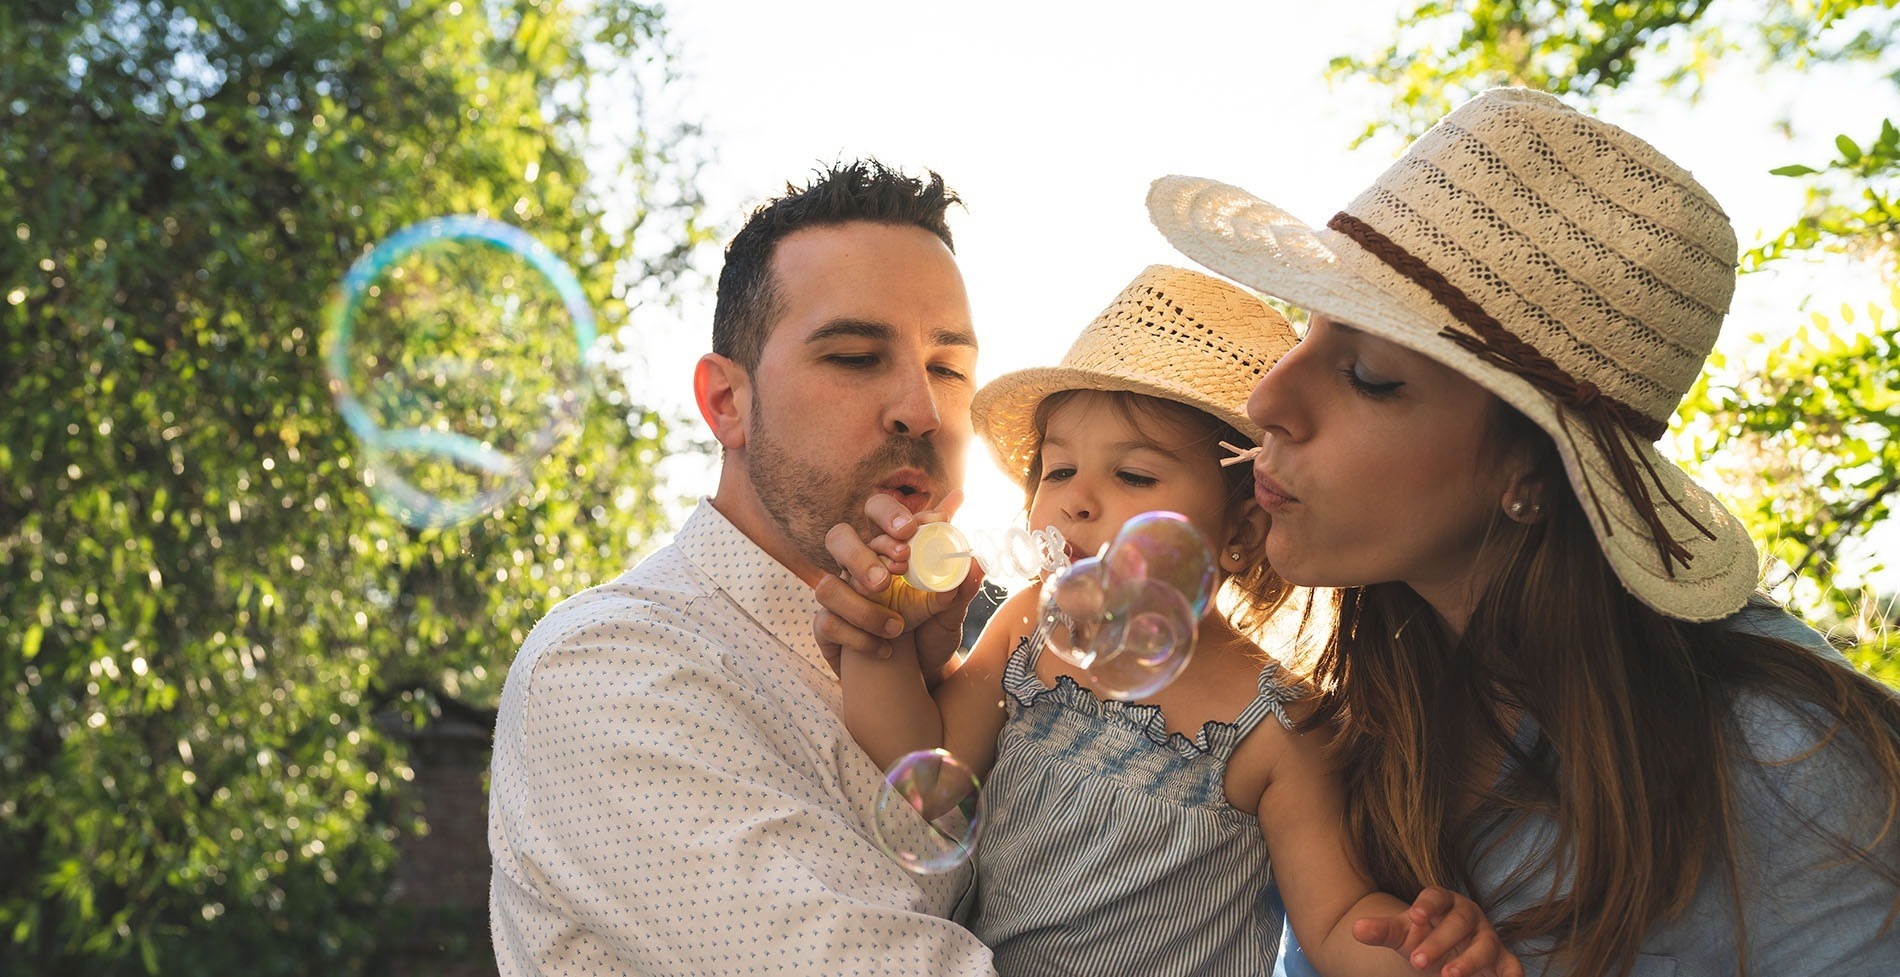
[694,353,750,450]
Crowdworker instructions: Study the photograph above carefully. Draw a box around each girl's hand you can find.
[813,491,975,676]
[1351,885,1522,977]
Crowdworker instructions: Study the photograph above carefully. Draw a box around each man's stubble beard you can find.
[744,392,949,574]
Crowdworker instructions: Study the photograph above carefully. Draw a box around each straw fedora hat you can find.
[1147,87,1758,621]
[972,265,1295,488]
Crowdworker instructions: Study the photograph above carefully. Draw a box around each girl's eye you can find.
[1041,466,1075,482]
[1341,365,1403,398]
[1117,471,1157,488]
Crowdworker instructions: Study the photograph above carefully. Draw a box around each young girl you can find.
[834,266,1520,977]
[1147,88,1900,975]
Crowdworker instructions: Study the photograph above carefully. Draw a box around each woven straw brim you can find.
[971,264,1289,490]
[974,366,1265,489]
[1148,175,1757,622]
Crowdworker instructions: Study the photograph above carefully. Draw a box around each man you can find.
[488,160,996,975]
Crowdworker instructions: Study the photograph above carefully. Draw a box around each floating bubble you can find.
[872,748,985,874]
[1104,511,1218,617]
[1076,580,1198,699]
[1034,556,1131,669]
[323,216,596,528]
[1034,511,1215,699]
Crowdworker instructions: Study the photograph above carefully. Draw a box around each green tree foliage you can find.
[0,1,708,973]
[1332,1,1900,676]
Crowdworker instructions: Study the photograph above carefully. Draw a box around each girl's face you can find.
[1244,316,1519,629]
[1028,391,1240,566]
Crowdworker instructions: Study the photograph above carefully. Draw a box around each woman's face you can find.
[1244,316,1518,628]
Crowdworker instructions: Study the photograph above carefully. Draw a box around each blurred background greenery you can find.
[2,1,1895,975]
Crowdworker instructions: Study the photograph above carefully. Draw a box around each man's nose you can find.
[885,372,942,437]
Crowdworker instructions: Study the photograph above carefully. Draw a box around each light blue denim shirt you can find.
[1278,600,1900,977]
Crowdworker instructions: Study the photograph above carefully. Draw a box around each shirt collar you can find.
[673,498,829,670]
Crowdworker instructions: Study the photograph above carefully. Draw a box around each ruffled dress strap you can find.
[1230,658,1306,737]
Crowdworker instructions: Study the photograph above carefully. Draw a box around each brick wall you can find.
[383,718,499,977]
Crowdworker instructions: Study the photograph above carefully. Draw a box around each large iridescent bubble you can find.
[871,749,985,874]
[1034,511,1215,699]
[323,216,595,528]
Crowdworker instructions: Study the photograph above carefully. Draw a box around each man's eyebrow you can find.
[933,326,978,351]
[806,319,893,345]
[806,318,978,351]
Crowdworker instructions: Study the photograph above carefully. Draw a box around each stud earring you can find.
[1509,500,1525,516]
[1229,552,1243,563]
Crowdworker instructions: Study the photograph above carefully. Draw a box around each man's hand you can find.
[812,491,983,684]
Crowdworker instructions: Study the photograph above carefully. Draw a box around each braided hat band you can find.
[1147,88,1760,621]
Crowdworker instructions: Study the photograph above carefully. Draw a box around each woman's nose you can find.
[1248,346,1306,441]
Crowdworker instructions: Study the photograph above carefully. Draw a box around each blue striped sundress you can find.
[969,635,1305,977]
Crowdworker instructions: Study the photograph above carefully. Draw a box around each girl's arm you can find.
[926,585,1039,777]
[839,627,945,771]
[1256,718,1520,977]
[841,584,1035,777]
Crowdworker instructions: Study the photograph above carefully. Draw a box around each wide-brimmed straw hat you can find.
[1147,87,1758,622]
[972,265,1295,488]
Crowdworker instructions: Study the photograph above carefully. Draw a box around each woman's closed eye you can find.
[1342,364,1404,398]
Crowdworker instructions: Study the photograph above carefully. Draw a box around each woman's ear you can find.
[693,353,750,450]
[1500,467,1549,524]
[1220,502,1271,573]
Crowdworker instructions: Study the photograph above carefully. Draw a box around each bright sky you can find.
[628,0,1897,576]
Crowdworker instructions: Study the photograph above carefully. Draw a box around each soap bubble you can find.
[1103,511,1217,617]
[1074,580,1198,699]
[1034,511,1214,699]
[872,749,984,874]
[324,216,595,528]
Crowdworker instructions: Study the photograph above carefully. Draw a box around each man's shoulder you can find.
[514,544,718,664]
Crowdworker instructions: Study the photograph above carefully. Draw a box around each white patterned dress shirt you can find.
[489,499,996,976]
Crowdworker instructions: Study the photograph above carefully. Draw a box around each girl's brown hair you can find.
[1305,404,1900,976]
[1025,389,1290,635]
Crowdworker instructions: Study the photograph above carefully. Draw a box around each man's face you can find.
[741,220,976,574]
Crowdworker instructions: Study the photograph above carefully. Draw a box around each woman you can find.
[1149,88,1900,975]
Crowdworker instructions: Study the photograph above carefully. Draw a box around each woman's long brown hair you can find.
[1303,405,1900,977]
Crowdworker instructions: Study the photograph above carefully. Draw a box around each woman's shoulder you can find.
[1715,595,1846,662]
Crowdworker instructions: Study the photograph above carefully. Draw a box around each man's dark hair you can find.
[712,159,961,370]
